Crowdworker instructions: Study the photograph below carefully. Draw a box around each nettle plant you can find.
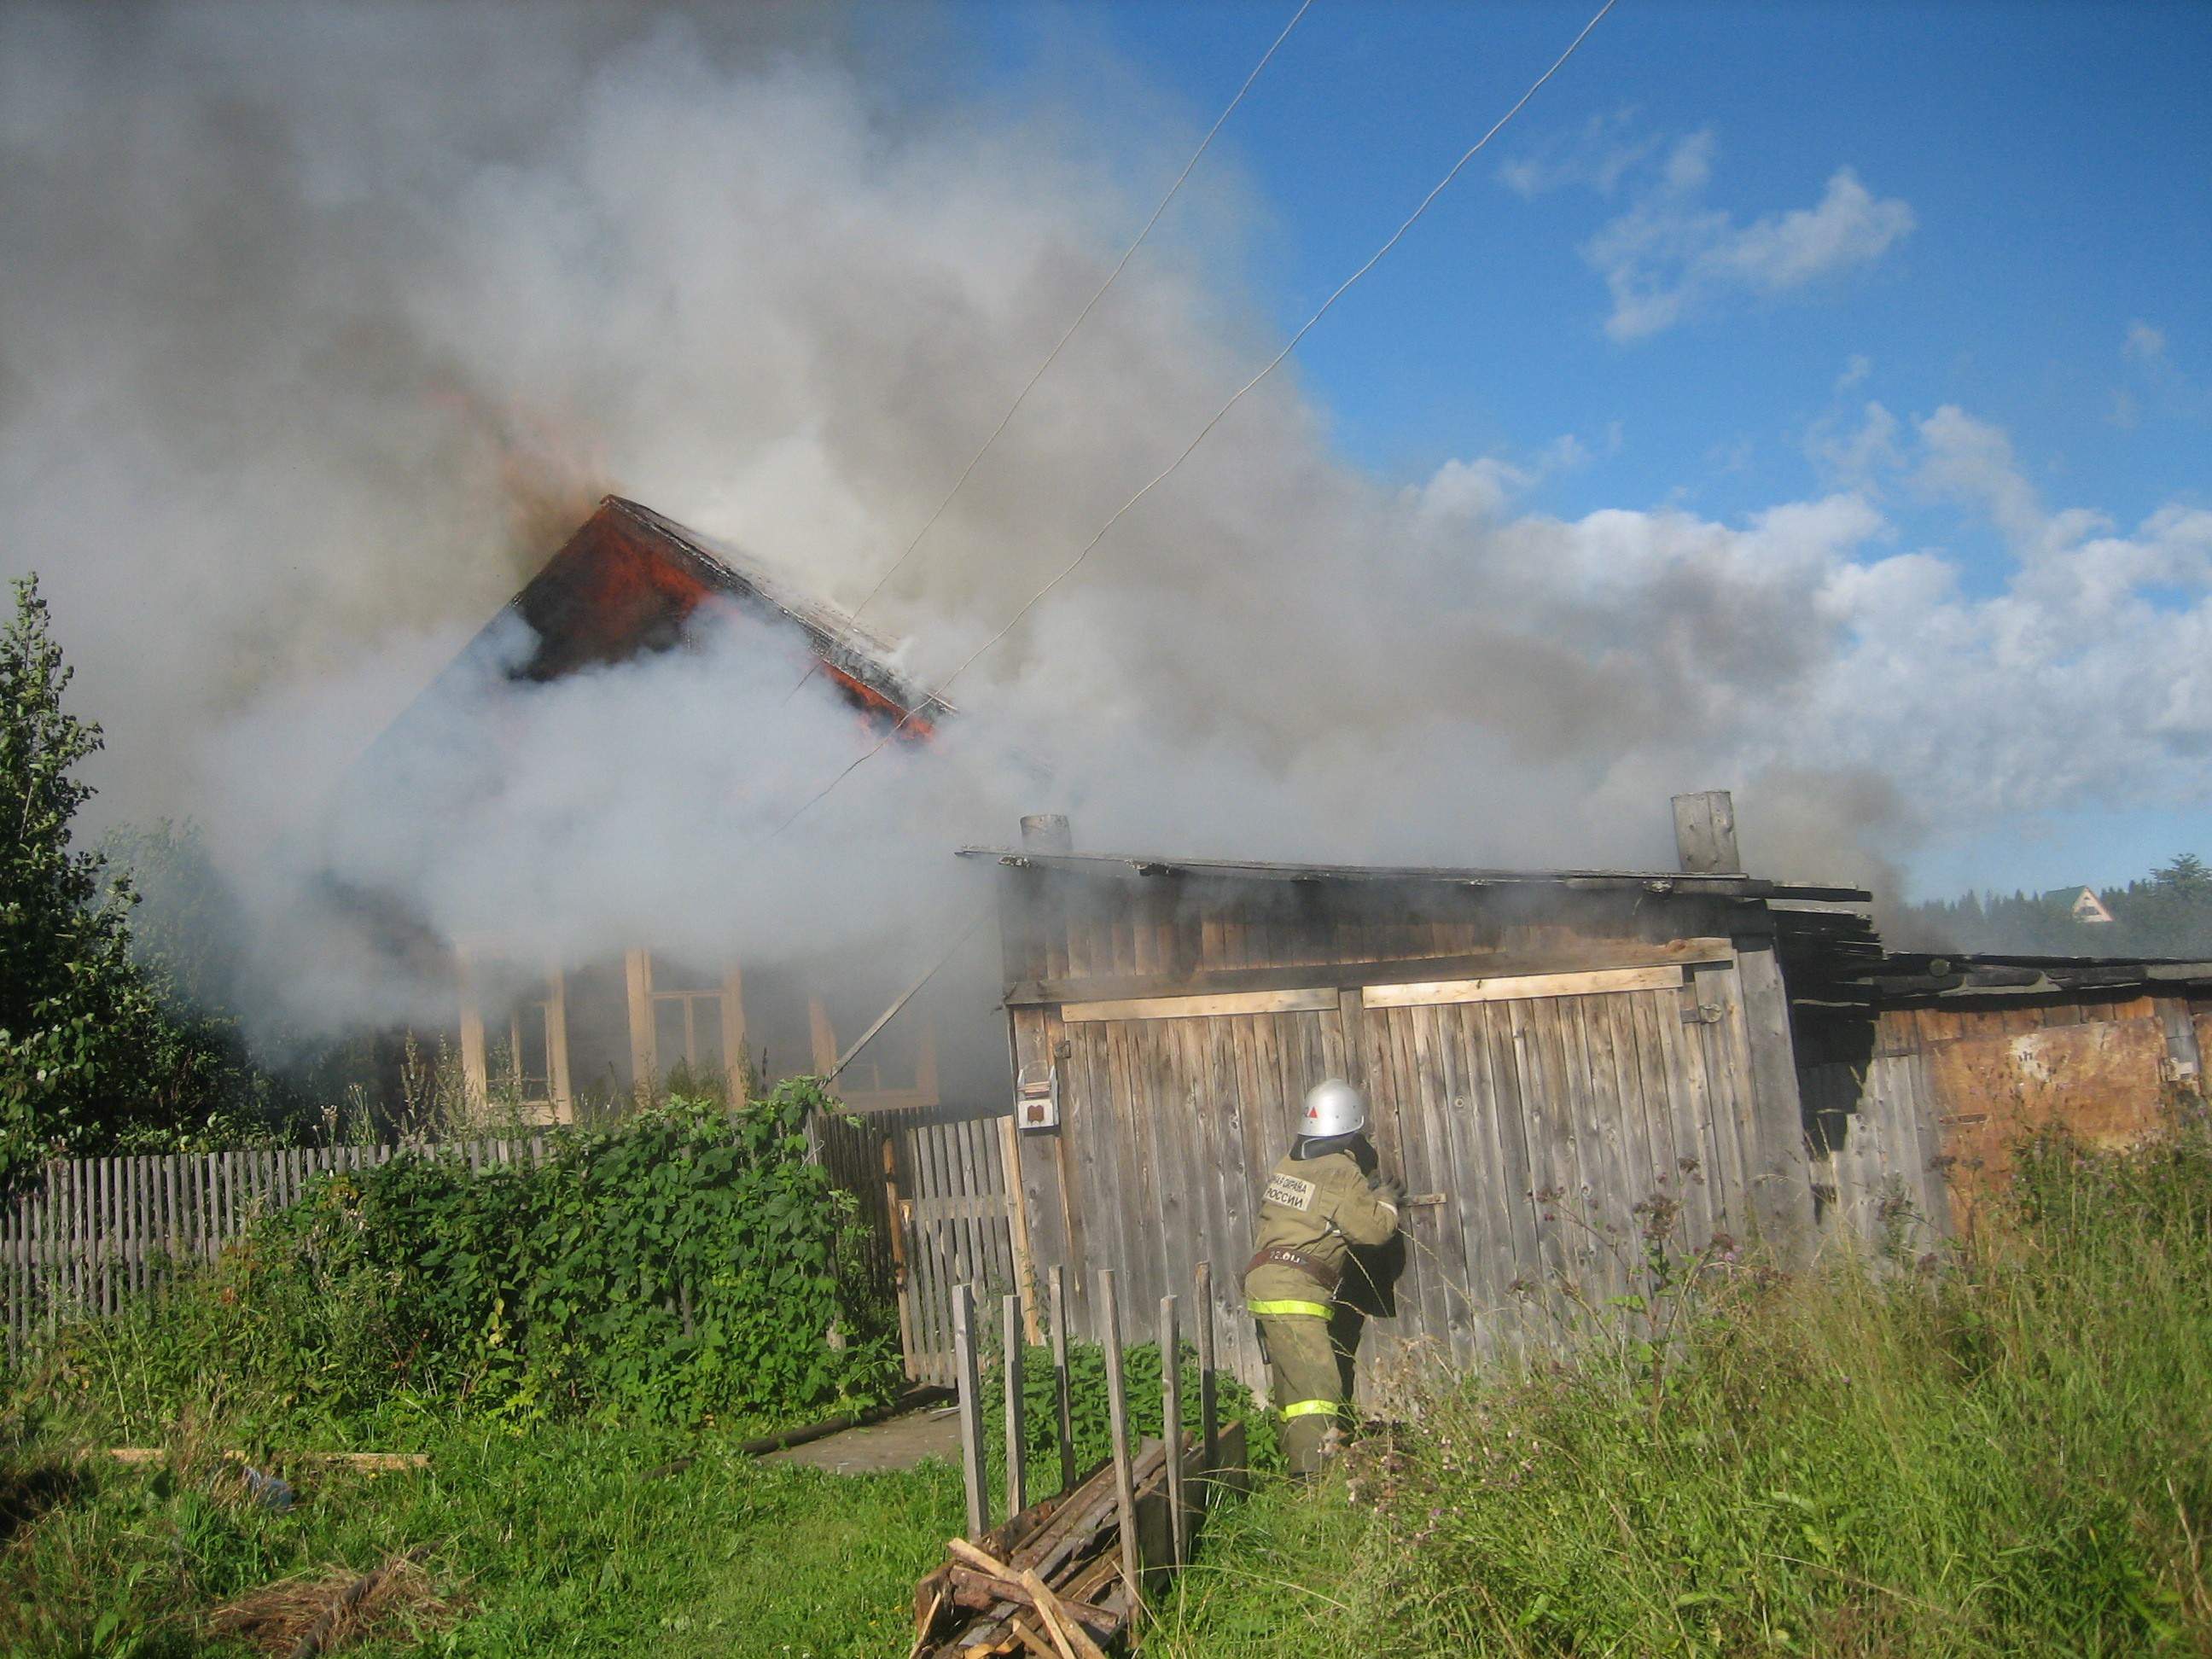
[119,1082,903,1433]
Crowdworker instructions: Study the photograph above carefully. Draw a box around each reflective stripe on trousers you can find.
[1281,1398,1344,1419]
[1247,1298,1331,1319]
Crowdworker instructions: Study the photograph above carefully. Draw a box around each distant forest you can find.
[1899,853,2212,958]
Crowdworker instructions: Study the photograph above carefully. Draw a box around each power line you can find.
[783,0,1315,707]
[765,0,1623,842]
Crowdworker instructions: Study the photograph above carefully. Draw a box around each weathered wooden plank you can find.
[1107,1021,1166,1312]
[1574,998,1636,1302]
[1405,1005,1468,1371]
[1671,790,1740,874]
[1004,1293,1027,1518]
[1653,983,1725,1246]
[1505,998,1573,1329]
[947,1120,992,1295]
[1364,963,1686,1010]
[1066,1026,1126,1343]
[1691,963,1755,1246]
[1097,1269,1141,1610]
[1161,1293,1187,1567]
[1460,1001,1538,1356]
[1050,1264,1077,1493]
[1062,987,1339,1025]
[952,1284,988,1538]
[1731,943,1816,1258]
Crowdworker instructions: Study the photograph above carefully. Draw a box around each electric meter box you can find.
[1015,1061,1060,1131]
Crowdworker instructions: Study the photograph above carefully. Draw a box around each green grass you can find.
[0,1417,963,1657]
[10,1106,2209,1655]
[1155,1105,2212,1656]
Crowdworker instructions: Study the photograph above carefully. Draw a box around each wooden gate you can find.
[1010,956,1784,1395]
[836,1104,1020,1388]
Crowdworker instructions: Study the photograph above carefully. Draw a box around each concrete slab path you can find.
[760,1405,964,1475]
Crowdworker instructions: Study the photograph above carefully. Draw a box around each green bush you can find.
[41,1083,903,1441]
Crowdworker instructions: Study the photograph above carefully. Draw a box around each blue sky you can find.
[964,0,2209,897]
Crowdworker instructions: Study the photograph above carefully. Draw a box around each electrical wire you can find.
[782,0,1315,707]
[765,0,1623,842]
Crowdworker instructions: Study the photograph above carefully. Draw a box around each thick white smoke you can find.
[3,4,2205,1046]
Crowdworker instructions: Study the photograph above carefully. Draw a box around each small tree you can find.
[0,574,167,1178]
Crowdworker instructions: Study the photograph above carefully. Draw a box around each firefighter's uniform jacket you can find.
[1241,1135,1400,1475]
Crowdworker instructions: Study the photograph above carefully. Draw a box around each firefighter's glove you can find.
[1374,1174,1405,1212]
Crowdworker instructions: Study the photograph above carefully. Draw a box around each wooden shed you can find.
[967,806,1871,1397]
[1789,950,2212,1241]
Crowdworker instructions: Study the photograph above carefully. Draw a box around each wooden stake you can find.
[1161,1293,1186,1568]
[1051,1264,1075,1494]
[1196,1260,1219,1476]
[1020,1569,1109,1659]
[1097,1268,1142,1614]
[1003,1292,1027,1518]
[952,1283,989,1539]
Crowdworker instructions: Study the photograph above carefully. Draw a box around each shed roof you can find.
[1811,950,2212,1004]
[955,845,1874,904]
[496,495,950,726]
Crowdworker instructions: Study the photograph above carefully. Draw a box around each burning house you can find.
[344,494,958,1121]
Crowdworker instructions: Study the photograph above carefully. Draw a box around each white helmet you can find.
[1301,1079,1367,1138]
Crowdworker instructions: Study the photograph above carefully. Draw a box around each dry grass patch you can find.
[207,1550,466,1656]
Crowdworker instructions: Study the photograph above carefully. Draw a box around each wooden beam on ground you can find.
[104,1449,428,1471]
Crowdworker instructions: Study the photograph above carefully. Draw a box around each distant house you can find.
[344,495,953,1122]
[2045,886,2116,924]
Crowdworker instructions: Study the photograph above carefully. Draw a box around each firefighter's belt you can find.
[1245,1245,1340,1294]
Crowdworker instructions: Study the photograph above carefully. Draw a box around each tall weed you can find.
[1163,1096,2212,1656]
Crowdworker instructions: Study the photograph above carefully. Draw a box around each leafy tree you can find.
[0,577,155,1171]
[0,576,259,1178]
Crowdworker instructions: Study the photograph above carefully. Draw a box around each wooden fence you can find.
[0,1111,1020,1386]
[0,1138,552,1362]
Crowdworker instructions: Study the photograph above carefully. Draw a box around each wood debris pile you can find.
[910,1422,1243,1658]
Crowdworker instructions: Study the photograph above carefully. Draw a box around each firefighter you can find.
[1242,1078,1401,1479]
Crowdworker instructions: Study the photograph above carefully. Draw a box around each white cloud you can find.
[1807,399,1903,484]
[1496,107,1657,198]
[1836,353,1871,390]
[1585,134,1914,340]
[2124,319,2168,362]
[1413,433,1590,522]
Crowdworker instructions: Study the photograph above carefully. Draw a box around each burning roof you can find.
[473,494,947,729]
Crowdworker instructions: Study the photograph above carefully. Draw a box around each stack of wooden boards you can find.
[910,1422,1245,1657]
